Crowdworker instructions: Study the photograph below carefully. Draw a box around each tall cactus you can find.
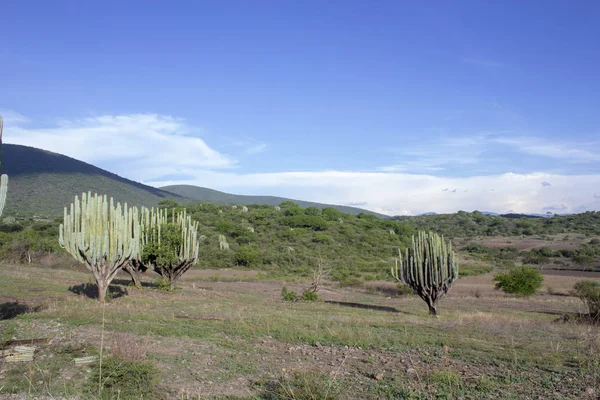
[0,116,9,216]
[391,231,458,316]
[134,207,200,291]
[59,192,141,302]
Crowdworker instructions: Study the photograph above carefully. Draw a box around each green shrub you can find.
[86,357,159,399]
[573,280,600,316]
[573,254,596,266]
[459,263,493,277]
[338,276,364,288]
[283,215,328,231]
[396,283,415,295]
[301,288,319,301]
[153,278,171,291]
[235,246,259,267]
[281,286,298,302]
[312,233,332,244]
[262,369,341,400]
[493,266,543,296]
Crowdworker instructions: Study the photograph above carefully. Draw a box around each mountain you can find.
[160,185,388,218]
[3,144,188,217]
[2,144,385,218]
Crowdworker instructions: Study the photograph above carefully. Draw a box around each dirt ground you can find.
[1,265,599,399]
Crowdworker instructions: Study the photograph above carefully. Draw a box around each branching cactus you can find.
[59,192,141,302]
[0,116,9,216]
[391,231,458,316]
[136,207,200,290]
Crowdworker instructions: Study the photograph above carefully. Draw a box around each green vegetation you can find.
[573,280,600,318]
[86,357,159,400]
[281,286,298,301]
[261,369,341,400]
[392,231,458,315]
[493,266,544,296]
[137,207,201,291]
[3,145,379,218]
[394,210,600,237]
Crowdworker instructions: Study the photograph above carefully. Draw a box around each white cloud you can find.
[493,136,600,162]
[0,110,30,125]
[150,171,600,216]
[4,113,236,181]
[246,143,268,154]
[3,111,600,216]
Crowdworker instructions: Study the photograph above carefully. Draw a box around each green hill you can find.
[2,145,385,218]
[161,184,388,218]
[3,144,188,217]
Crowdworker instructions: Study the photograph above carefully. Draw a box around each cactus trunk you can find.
[391,231,458,316]
[0,116,9,217]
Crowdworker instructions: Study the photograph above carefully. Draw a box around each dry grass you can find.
[1,263,600,398]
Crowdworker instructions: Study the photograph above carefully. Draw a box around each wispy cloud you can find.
[4,113,236,182]
[150,171,600,216]
[492,136,600,162]
[246,143,268,154]
[0,110,30,125]
[380,134,487,173]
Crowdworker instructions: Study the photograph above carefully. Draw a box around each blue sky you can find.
[2,1,600,215]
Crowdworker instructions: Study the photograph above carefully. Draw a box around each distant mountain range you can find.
[2,144,385,218]
[160,185,387,217]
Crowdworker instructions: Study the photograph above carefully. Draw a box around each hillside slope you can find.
[3,144,188,217]
[1,145,385,218]
[160,184,387,218]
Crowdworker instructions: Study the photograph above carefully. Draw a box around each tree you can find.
[235,246,259,267]
[493,266,543,296]
[59,192,140,302]
[391,231,458,316]
[135,208,200,291]
[322,207,342,221]
[572,280,600,319]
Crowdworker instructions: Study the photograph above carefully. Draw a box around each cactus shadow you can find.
[324,300,402,314]
[111,279,158,289]
[68,283,128,300]
[0,302,44,320]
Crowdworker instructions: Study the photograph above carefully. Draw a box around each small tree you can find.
[391,231,458,316]
[308,257,332,294]
[493,266,543,296]
[235,246,259,267]
[573,280,600,319]
[59,192,140,302]
[136,208,200,291]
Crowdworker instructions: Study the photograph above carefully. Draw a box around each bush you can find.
[573,280,600,316]
[262,369,341,400]
[301,288,319,301]
[235,246,259,267]
[573,254,596,266]
[281,286,298,302]
[283,215,328,231]
[86,357,159,399]
[396,283,415,295]
[493,266,543,296]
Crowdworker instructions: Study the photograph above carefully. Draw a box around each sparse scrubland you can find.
[0,196,600,398]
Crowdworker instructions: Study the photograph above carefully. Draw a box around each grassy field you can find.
[0,262,599,399]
